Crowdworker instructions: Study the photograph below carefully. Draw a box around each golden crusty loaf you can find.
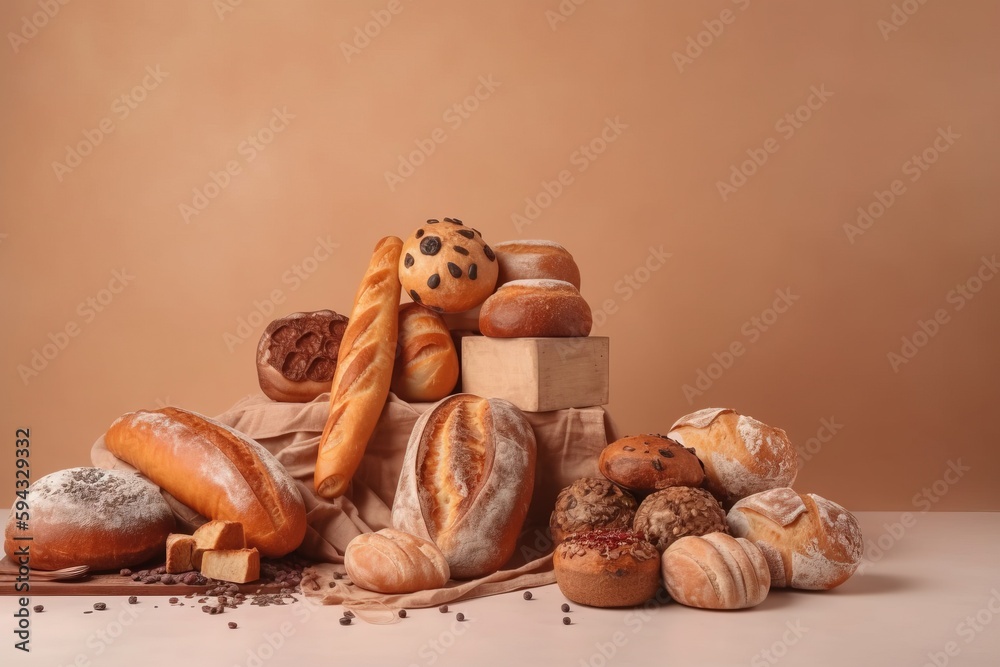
[391,303,459,402]
[662,532,770,609]
[494,240,581,289]
[727,488,863,590]
[479,279,592,338]
[667,408,797,506]
[315,236,402,499]
[391,394,537,579]
[345,528,451,594]
[104,408,306,558]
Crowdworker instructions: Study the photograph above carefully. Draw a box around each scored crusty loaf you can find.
[104,407,307,558]
[662,532,770,609]
[315,236,403,499]
[479,279,592,338]
[391,394,537,579]
[344,528,451,594]
[727,488,864,590]
[494,240,582,289]
[390,303,459,402]
[667,408,797,507]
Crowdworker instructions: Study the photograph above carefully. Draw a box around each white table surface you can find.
[2,511,999,666]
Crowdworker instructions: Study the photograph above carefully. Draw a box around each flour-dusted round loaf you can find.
[479,279,592,338]
[599,434,705,494]
[4,467,174,571]
[549,477,638,544]
[727,488,863,590]
[399,218,499,313]
[667,408,797,507]
[553,529,660,608]
[391,394,536,579]
[391,303,459,402]
[633,487,728,552]
[494,240,582,289]
[256,309,349,402]
[662,532,770,610]
[344,528,451,594]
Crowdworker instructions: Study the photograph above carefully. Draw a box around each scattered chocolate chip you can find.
[339,616,352,626]
[427,273,441,289]
[453,245,469,255]
[416,229,425,238]
[523,591,533,600]
[420,236,442,256]
[128,596,138,605]
[120,569,132,577]
[169,598,179,604]
[456,612,465,622]
[447,262,462,278]
[426,219,439,224]
[409,290,422,303]
[561,603,571,612]
[228,622,238,629]
[622,445,635,452]
[160,574,175,585]
[483,245,495,261]
[93,603,107,611]
[32,605,43,613]
[398,609,407,618]
[343,610,355,618]
[652,458,663,471]
[438,604,449,613]
[457,229,475,239]
[468,263,478,280]
[659,448,674,458]
[563,616,572,625]
[404,253,414,268]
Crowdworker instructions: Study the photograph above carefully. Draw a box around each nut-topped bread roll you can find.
[256,310,349,402]
[316,236,402,499]
[4,467,174,571]
[554,529,660,607]
[599,434,705,494]
[104,407,306,558]
[667,408,797,506]
[391,303,459,402]
[549,477,638,544]
[727,488,863,590]
[345,528,451,594]
[479,279,592,338]
[633,487,728,552]
[494,240,581,289]
[662,532,770,609]
[391,394,537,579]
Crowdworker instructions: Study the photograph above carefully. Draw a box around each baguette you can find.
[315,236,403,499]
[104,407,307,558]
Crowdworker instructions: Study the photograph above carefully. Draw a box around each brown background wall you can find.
[2,0,997,511]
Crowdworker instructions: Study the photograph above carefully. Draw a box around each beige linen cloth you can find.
[90,393,616,610]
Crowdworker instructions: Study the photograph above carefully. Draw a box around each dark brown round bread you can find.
[479,279,592,337]
[634,487,728,552]
[4,467,175,571]
[549,477,638,544]
[398,218,499,313]
[553,529,660,607]
[256,310,349,402]
[599,435,705,494]
[494,240,581,289]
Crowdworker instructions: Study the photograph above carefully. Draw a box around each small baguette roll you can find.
[391,394,536,579]
[316,236,403,499]
[391,303,459,402]
[104,408,306,558]
[727,488,863,590]
[345,528,451,594]
[667,408,797,506]
[662,532,770,609]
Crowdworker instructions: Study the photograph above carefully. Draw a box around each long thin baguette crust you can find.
[315,236,403,498]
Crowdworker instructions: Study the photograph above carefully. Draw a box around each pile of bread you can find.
[550,408,864,609]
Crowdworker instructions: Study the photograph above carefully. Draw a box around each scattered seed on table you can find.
[32,605,43,613]
[128,596,138,605]
[228,622,238,629]
[398,609,407,619]
[456,613,465,622]
[561,603,570,613]
[339,616,352,626]
[563,617,572,625]
[93,603,107,611]
[438,604,449,613]
[523,591,533,600]
[343,610,355,618]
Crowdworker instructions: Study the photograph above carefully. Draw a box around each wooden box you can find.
[461,336,609,412]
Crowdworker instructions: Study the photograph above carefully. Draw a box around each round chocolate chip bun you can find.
[4,467,175,571]
[633,486,728,552]
[553,529,660,608]
[398,218,499,313]
[599,434,705,494]
[256,310,349,402]
[550,477,638,544]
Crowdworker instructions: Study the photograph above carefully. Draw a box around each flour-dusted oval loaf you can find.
[391,303,459,402]
[345,528,451,594]
[479,279,592,338]
[662,532,770,609]
[391,394,537,579]
[4,467,174,571]
[667,408,797,507]
[104,407,307,558]
[494,240,582,289]
[727,488,863,590]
